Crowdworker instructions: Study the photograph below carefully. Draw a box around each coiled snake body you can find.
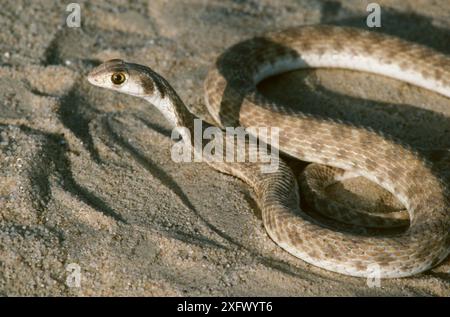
[88,26,450,278]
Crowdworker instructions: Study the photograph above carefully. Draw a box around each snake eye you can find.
[111,72,126,85]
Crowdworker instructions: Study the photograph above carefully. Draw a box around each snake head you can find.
[87,59,160,97]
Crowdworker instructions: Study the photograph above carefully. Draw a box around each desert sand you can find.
[0,0,449,296]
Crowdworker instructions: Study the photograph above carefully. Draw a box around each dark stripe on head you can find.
[138,73,155,95]
[152,76,167,99]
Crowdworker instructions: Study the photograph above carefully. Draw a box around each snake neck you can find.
[141,71,197,145]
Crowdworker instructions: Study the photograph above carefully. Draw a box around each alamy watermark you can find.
[366,3,381,28]
[366,263,381,288]
[66,3,81,28]
[66,263,81,288]
[170,119,280,173]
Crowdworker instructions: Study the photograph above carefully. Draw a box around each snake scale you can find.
[87,25,450,278]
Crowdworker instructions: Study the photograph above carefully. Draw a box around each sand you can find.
[0,0,449,296]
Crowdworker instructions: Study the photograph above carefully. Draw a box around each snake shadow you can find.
[101,111,340,282]
[10,124,127,225]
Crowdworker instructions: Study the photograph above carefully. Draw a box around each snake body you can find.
[87,25,450,278]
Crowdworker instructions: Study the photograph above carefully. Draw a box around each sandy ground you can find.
[0,0,449,296]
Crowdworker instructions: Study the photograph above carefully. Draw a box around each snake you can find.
[87,25,450,278]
